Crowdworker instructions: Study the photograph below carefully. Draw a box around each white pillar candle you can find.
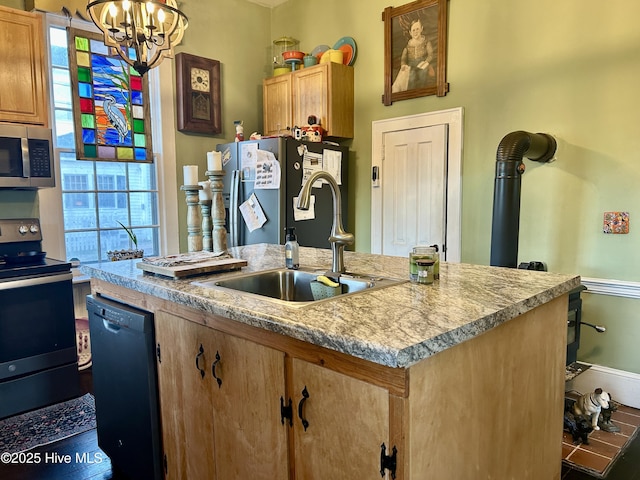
[207,151,223,171]
[183,165,198,185]
[198,180,212,201]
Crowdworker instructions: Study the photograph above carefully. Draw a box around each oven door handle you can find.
[0,272,72,290]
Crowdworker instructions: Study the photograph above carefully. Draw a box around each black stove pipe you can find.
[490,131,557,268]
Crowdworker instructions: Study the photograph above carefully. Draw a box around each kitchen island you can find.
[82,244,580,480]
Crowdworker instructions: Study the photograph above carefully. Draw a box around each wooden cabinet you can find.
[155,310,288,480]
[290,359,390,479]
[0,5,48,126]
[263,74,292,137]
[263,63,354,139]
[154,309,391,480]
[93,279,566,480]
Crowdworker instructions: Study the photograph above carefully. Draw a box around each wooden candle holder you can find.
[181,184,203,252]
[206,170,228,253]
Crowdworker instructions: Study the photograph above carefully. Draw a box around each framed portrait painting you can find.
[382,0,449,105]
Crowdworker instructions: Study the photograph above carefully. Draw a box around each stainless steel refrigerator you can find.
[216,137,348,249]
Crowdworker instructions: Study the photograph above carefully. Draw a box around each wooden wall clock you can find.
[176,53,222,135]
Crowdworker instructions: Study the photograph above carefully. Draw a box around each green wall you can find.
[171,0,273,253]
[1,0,638,374]
[1,0,22,9]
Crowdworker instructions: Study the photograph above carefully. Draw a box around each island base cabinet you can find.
[405,295,568,480]
[210,324,288,480]
[290,358,391,479]
[97,278,568,480]
[155,310,288,480]
[155,311,216,480]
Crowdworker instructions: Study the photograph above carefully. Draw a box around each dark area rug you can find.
[563,403,640,478]
[0,393,96,454]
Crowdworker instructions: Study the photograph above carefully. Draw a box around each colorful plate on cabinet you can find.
[337,44,353,66]
[333,37,357,65]
[311,44,330,62]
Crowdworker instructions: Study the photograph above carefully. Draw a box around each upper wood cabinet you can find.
[263,62,354,139]
[263,73,292,137]
[0,6,48,127]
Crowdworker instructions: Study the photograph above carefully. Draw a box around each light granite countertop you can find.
[81,244,580,368]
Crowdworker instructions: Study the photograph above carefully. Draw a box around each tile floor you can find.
[562,403,640,477]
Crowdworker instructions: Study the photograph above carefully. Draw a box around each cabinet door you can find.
[292,66,328,132]
[209,329,288,480]
[263,74,292,136]
[291,359,390,479]
[0,6,47,126]
[155,311,217,479]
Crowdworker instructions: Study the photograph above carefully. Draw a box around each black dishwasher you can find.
[86,294,162,480]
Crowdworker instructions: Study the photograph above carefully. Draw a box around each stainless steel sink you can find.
[192,268,406,306]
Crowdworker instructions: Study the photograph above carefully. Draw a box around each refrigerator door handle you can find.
[230,170,240,247]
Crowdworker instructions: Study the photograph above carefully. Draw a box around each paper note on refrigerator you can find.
[254,150,281,189]
[301,149,342,187]
[323,149,342,185]
[301,151,324,188]
[240,143,258,181]
[239,193,267,232]
[293,195,316,221]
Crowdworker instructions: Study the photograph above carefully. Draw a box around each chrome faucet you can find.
[296,170,354,275]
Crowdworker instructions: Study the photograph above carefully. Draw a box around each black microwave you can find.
[0,124,54,189]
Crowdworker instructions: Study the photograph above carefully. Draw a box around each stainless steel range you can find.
[0,218,80,419]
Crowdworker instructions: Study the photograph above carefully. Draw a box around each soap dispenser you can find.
[284,227,299,269]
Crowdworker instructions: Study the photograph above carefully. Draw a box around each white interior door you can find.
[380,125,447,257]
[371,108,463,262]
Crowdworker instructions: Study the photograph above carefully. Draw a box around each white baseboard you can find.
[581,276,640,299]
[567,363,640,409]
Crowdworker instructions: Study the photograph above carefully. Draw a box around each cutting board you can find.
[136,257,247,279]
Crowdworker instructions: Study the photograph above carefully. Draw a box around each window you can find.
[48,25,160,263]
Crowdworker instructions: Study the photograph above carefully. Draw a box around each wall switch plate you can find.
[603,211,629,234]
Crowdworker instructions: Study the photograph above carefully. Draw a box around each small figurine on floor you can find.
[573,387,611,430]
[564,398,594,444]
[599,397,621,433]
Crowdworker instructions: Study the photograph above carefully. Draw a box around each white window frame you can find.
[39,13,179,260]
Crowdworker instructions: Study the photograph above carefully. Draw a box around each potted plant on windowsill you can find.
[107,222,144,261]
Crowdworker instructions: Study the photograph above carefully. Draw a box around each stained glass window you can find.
[67,28,153,163]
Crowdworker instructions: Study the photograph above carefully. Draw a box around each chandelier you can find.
[87,0,188,75]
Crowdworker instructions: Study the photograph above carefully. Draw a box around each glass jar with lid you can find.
[409,246,439,282]
[272,36,299,72]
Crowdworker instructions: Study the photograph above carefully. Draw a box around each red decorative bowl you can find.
[282,50,305,61]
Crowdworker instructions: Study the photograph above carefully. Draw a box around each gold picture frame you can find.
[176,53,222,135]
[382,0,449,106]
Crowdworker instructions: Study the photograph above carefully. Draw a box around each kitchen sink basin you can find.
[192,268,406,306]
